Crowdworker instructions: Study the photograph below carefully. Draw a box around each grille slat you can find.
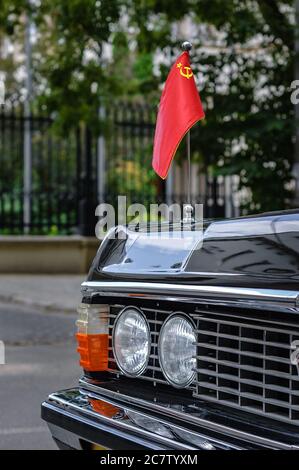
[195,329,292,350]
[194,308,299,329]
[193,314,298,336]
[192,310,299,424]
[194,394,298,424]
[194,355,299,380]
[196,342,291,364]
[106,367,170,385]
[196,382,299,410]
[195,368,299,395]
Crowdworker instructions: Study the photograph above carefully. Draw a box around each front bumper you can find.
[41,389,229,450]
[41,379,299,450]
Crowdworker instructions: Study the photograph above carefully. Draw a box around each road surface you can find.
[0,301,81,450]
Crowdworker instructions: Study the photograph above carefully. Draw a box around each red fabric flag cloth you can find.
[152,51,205,179]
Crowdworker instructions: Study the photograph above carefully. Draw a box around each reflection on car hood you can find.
[87,210,299,290]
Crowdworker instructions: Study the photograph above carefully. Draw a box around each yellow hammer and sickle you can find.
[178,65,193,79]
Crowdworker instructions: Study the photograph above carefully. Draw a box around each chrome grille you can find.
[107,304,299,424]
[192,309,299,424]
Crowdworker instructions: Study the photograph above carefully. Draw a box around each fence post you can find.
[97,106,106,203]
[78,125,95,236]
[224,175,232,218]
[23,12,32,233]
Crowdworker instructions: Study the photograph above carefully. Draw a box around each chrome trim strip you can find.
[79,378,299,450]
[81,281,299,306]
[44,402,167,450]
[80,389,234,450]
[46,393,202,450]
[82,292,295,314]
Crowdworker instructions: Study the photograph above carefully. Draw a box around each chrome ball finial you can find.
[181,41,192,52]
[183,204,194,224]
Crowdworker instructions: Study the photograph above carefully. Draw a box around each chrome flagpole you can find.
[187,129,191,206]
[182,41,193,223]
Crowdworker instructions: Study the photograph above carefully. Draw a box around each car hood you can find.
[87,209,299,290]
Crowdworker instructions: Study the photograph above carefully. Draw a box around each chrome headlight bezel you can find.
[112,306,151,377]
[158,313,197,388]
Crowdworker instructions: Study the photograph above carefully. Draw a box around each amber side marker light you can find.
[89,399,119,419]
[76,303,109,371]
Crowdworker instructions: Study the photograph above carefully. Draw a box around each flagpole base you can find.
[183,204,194,224]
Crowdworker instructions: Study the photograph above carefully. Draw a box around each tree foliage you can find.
[192,0,295,212]
[0,0,296,212]
[125,0,295,212]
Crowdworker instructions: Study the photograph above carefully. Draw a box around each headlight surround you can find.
[113,307,150,376]
[158,314,196,387]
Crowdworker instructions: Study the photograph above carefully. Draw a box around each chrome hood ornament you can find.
[291,340,299,374]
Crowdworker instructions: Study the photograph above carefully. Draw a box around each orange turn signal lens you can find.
[89,399,119,418]
[76,304,109,372]
[76,332,108,371]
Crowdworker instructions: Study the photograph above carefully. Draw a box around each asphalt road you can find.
[0,301,81,450]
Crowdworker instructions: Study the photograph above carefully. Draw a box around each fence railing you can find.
[0,101,241,235]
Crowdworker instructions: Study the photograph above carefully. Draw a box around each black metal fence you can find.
[0,102,240,235]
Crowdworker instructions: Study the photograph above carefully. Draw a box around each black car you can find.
[41,210,299,450]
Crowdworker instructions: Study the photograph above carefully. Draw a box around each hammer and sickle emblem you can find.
[177,62,193,79]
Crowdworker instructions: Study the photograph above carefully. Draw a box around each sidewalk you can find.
[0,275,85,313]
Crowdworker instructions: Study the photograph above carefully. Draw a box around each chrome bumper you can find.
[41,389,229,450]
[41,381,299,450]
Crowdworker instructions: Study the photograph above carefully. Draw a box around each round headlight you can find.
[158,314,196,387]
[113,307,150,376]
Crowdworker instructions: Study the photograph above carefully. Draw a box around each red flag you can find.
[152,51,205,179]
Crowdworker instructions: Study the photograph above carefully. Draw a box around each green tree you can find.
[0,0,296,212]
[192,0,295,213]
[126,0,295,212]
[0,0,28,100]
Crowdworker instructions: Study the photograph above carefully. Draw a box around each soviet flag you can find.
[152,51,205,179]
